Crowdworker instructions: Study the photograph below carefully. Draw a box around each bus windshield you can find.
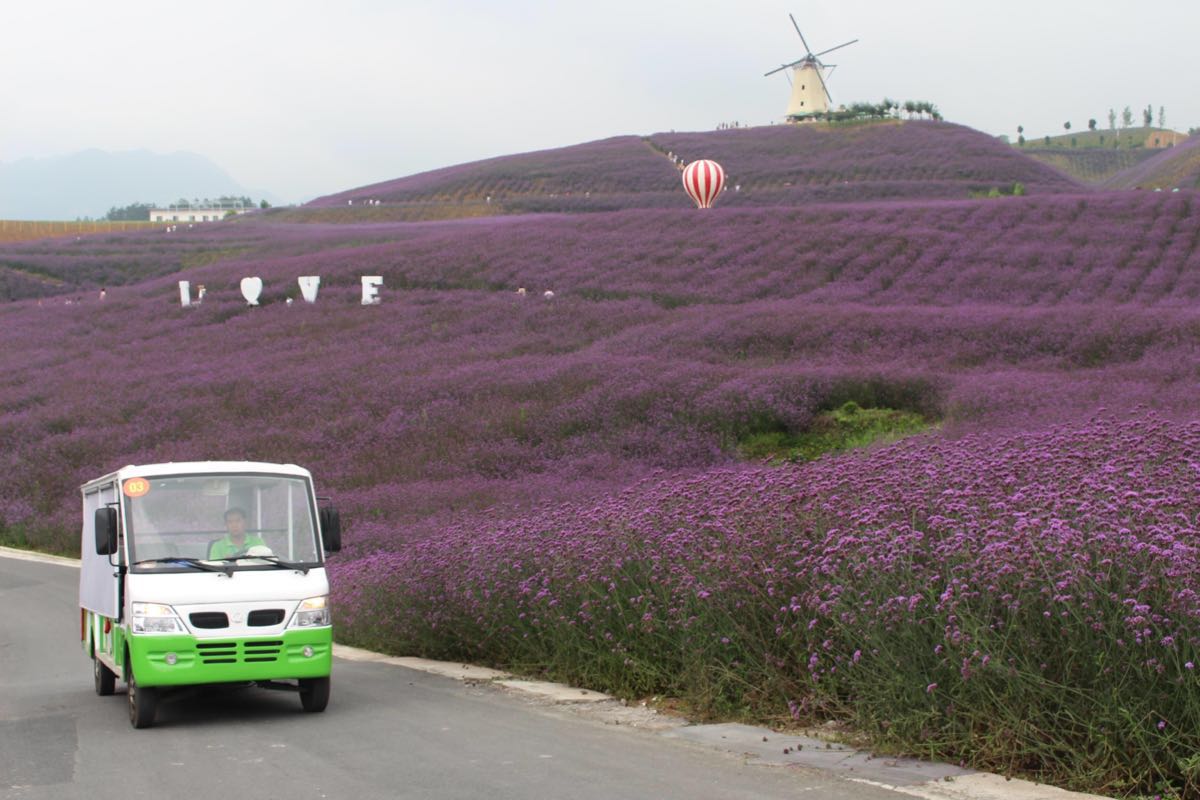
[123,473,321,570]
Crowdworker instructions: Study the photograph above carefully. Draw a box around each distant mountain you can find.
[0,149,277,220]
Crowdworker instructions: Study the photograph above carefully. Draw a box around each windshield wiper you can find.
[134,557,232,575]
[218,554,310,574]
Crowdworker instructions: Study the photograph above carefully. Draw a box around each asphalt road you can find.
[0,553,921,800]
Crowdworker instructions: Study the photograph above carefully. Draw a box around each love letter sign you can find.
[240,277,263,306]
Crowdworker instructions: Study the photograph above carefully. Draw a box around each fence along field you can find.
[0,219,159,243]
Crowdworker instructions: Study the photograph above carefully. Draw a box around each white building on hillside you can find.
[150,205,254,223]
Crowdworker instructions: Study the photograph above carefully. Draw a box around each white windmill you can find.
[764,14,858,121]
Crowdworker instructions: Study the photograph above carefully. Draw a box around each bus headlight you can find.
[131,602,184,634]
[290,596,331,628]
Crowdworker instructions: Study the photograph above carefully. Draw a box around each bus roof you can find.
[81,461,312,492]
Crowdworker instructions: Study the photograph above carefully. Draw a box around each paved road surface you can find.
[0,553,957,800]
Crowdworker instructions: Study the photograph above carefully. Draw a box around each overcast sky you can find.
[2,0,1196,203]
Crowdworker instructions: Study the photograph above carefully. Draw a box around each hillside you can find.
[299,121,1080,220]
[1018,128,1195,185]
[1102,133,1200,190]
[1018,148,1161,184]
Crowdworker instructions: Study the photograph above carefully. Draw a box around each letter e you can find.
[361,276,383,305]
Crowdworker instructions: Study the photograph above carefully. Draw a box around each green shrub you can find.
[739,401,930,462]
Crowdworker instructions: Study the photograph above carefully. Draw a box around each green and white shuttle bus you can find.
[80,462,341,728]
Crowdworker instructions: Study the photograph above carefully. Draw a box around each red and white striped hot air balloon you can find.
[681,159,726,209]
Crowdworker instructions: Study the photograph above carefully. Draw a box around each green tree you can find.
[1108,108,1117,130]
[1088,118,1097,131]
[104,202,153,221]
[259,199,271,209]
[1143,105,1153,127]
[1159,106,1166,128]
[1064,121,1072,132]
[1122,106,1134,128]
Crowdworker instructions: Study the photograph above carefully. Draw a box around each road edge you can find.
[0,545,81,567]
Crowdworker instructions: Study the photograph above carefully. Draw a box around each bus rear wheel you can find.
[93,655,116,696]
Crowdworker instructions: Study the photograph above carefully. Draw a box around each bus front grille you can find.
[190,612,229,629]
[195,640,284,664]
[248,609,285,627]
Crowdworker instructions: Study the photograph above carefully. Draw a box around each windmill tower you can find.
[764,14,857,121]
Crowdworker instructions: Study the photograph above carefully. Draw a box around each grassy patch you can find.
[968,182,1026,199]
[739,401,930,462]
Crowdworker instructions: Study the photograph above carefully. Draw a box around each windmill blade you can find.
[764,58,806,77]
[813,39,858,58]
[789,13,814,56]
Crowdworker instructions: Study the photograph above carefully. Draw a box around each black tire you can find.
[127,664,158,728]
[299,676,330,712]
[93,654,116,696]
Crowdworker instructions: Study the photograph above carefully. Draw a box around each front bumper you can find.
[128,628,332,687]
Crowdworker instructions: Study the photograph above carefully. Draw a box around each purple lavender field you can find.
[303,121,1080,218]
[339,413,1200,793]
[3,123,1200,795]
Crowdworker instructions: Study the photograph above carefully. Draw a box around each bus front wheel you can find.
[127,665,158,728]
[299,677,330,712]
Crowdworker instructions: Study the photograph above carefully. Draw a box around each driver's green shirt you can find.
[208,534,267,560]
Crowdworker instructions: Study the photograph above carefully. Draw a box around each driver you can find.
[207,507,267,559]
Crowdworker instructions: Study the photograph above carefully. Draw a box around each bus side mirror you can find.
[95,507,118,555]
[319,507,341,553]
